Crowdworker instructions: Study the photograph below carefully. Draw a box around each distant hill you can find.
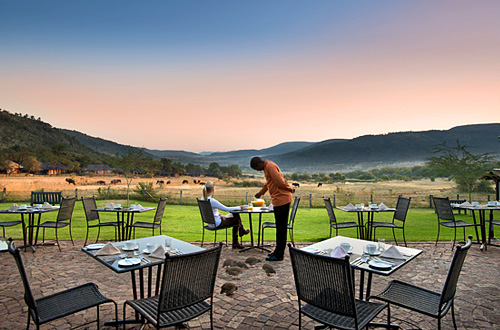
[271,124,500,172]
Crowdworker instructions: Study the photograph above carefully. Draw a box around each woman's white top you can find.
[201,197,240,228]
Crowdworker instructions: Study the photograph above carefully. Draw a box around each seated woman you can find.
[201,181,249,249]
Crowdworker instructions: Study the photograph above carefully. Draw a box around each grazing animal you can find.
[193,179,198,184]
[156,180,164,185]
[111,179,121,184]
[220,282,238,296]
[317,182,323,187]
[223,259,237,268]
[236,261,249,269]
[262,264,276,276]
[166,180,171,184]
[96,180,106,185]
[199,181,205,185]
[226,266,243,280]
[182,180,189,184]
[245,257,261,267]
[292,183,300,188]
[65,178,76,185]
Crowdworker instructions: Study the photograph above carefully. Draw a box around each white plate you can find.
[142,249,153,254]
[303,247,321,254]
[85,243,106,250]
[122,246,138,251]
[118,258,141,267]
[364,250,381,256]
[368,260,392,270]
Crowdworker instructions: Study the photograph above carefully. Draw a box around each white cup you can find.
[34,204,42,209]
[114,204,121,208]
[340,243,351,253]
[366,244,377,254]
[355,204,361,210]
[146,243,157,253]
[129,204,136,209]
[472,202,479,207]
[370,204,377,209]
[488,201,495,207]
[125,241,136,250]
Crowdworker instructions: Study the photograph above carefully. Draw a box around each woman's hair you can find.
[203,181,215,199]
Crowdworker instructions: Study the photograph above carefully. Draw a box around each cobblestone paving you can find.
[0,240,498,329]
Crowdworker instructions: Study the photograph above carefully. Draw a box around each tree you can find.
[111,148,145,206]
[427,140,494,201]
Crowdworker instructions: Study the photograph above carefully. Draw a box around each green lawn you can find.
[0,200,487,245]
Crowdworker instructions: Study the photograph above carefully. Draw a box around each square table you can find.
[453,204,500,251]
[231,207,274,252]
[0,205,60,252]
[82,235,203,325]
[92,205,155,241]
[304,235,421,300]
[337,205,396,240]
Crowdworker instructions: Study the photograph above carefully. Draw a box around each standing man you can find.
[250,157,295,261]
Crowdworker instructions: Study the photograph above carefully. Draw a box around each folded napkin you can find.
[95,242,121,256]
[380,245,405,260]
[41,202,53,209]
[104,202,115,210]
[149,244,167,259]
[330,246,348,259]
[459,201,472,207]
[268,204,274,211]
[132,204,146,211]
[8,203,20,211]
[378,202,389,210]
[344,203,356,211]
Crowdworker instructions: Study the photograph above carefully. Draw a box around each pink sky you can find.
[1,1,499,152]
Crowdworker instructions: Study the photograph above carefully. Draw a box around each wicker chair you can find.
[130,197,168,238]
[433,197,480,247]
[8,238,118,330]
[261,196,300,247]
[33,196,77,251]
[288,244,388,329]
[82,196,120,246]
[197,198,239,247]
[371,236,472,330]
[370,196,411,247]
[323,197,361,238]
[123,243,222,329]
[0,219,22,239]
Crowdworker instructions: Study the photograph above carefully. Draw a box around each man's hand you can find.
[254,193,262,198]
[291,188,295,193]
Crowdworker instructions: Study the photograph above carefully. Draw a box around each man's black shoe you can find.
[265,254,283,261]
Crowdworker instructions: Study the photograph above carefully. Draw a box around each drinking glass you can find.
[378,238,385,252]
[165,237,172,251]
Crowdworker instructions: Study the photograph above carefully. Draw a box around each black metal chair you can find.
[0,219,22,238]
[433,197,480,247]
[8,238,118,330]
[323,197,361,238]
[370,236,472,330]
[288,244,389,329]
[123,243,222,329]
[33,196,77,251]
[82,196,120,246]
[370,196,411,247]
[261,196,300,247]
[197,198,239,247]
[130,197,168,238]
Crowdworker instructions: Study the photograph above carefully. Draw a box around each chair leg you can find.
[26,310,31,330]
[201,228,205,247]
[69,223,74,246]
[95,226,102,244]
[391,228,398,246]
[55,227,61,252]
[290,228,295,247]
[435,224,441,246]
[84,225,90,246]
[451,301,457,330]
[97,306,100,330]
[329,224,332,238]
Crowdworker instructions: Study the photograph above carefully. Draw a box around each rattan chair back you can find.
[289,245,357,320]
[323,197,338,224]
[57,197,77,222]
[289,197,300,227]
[82,196,99,222]
[153,198,168,225]
[441,235,472,306]
[393,196,411,223]
[433,197,455,222]
[197,198,216,226]
[158,243,222,314]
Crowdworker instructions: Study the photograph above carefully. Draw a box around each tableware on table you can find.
[85,243,106,250]
[472,202,479,207]
[252,198,266,207]
[378,238,386,252]
[260,206,269,211]
[134,242,141,255]
[370,204,377,209]
[149,245,167,259]
[340,242,353,254]
[34,204,43,209]
[303,247,321,254]
[129,204,136,209]
[364,244,380,255]
[95,242,121,256]
[118,258,141,267]
[165,237,172,251]
[368,259,392,270]
[248,204,253,210]
[19,204,27,210]
[355,204,361,210]
[330,246,348,259]
[488,201,495,207]
[125,241,136,250]
[323,248,333,256]
[145,243,157,254]
[114,204,121,209]
[380,245,406,259]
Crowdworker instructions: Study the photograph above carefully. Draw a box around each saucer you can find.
[85,243,106,250]
[122,246,138,251]
[142,249,153,254]
[118,258,141,267]
[302,247,321,254]
[364,250,381,256]
[368,260,392,270]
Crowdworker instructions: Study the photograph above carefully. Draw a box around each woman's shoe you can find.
[232,243,244,249]
[239,229,250,237]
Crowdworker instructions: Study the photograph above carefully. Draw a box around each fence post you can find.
[75,188,78,198]
[370,194,373,203]
[180,190,183,205]
[333,194,336,208]
[429,194,433,208]
[2,187,5,200]
[107,187,110,199]
[309,194,312,208]
[245,192,248,205]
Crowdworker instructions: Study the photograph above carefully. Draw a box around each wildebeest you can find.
[66,178,76,185]
[156,180,165,185]
[199,181,205,185]
[96,180,106,185]
[166,180,171,184]
[182,180,189,184]
[111,179,121,184]
[292,183,300,188]
[317,182,323,187]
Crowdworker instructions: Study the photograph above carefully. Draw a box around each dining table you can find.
[82,235,203,326]
[336,204,396,241]
[303,235,422,301]
[92,204,155,241]
[452,202,500,251]
[231,206,274,252]
[0,204,60,252]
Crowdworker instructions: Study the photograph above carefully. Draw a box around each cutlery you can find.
[351,257,362,265]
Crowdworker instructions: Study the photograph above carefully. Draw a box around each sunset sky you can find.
[1,1,499,153]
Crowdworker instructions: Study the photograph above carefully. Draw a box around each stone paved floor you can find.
[0,240,499,330]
